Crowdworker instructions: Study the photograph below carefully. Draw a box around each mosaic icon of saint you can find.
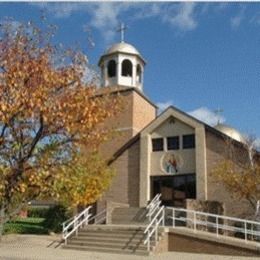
[166,154,178,174]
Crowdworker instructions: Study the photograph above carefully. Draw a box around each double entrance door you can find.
[151,174,196,208]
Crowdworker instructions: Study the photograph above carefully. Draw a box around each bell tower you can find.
[96,25,157,211]
[97,24,156,162]
[98,24,145,91]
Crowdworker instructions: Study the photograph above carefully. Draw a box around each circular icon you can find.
[161,152,183,174]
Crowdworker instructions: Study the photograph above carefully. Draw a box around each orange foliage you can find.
[0,20,121,220]
[212,139,260,211]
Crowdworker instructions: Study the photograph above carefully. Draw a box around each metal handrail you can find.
[146,194,161,210]
[168,207,260,244]
[168,207,260,227]
[144,205,165,251]
[146,194,161,221]
[144,206,165,234]
[62,206,107,244]
[62,206,92,242]
[62,216,74,230]
[149,201,161,215]
[144,194,165,251]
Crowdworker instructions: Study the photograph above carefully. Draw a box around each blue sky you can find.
[0,2,259,140]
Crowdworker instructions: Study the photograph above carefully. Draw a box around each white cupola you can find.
[98,41,146,91]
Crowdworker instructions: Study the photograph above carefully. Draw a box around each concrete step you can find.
[111,221,149,225]
[76,232,145,239]
[67,239,150,250]
[63,223,165,255]
[63,244,150,256]
[77,230,163,238]
[82,224,146,231]
[68,236,155,244]
[79,228,144,234]
[79,230,144,237]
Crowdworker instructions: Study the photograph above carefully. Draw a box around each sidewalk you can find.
[0,234,258,260]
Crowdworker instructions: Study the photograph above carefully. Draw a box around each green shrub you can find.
[27,207,49,218]
[43,204,72,233]
[3,205,72,234]
[4,217,48,234]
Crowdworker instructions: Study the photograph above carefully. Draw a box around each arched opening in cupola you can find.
[122,59,132,77]
[107,60,116,78]
[136,64,142,83]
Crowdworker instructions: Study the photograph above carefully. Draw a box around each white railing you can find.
[62,206,92,244]
[144,205,165,251]
[146,194,161,221]
[62,206,107,244]
[144,194,164,251]
[62,216,74,231]
[168,207,260,244]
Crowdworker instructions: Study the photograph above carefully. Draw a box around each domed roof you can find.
[215,124,245,143]
[98,42,145,66]
[105,42,141,56]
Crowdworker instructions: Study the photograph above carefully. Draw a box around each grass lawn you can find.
[4,217,49,235]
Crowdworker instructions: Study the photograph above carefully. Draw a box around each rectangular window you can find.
[183,134,195,149]
[152,138,164,151]
[167,136,179,150]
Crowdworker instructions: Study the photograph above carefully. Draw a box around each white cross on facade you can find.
[117,23,127,43]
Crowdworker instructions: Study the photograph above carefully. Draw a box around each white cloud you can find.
[33,3,199,43]
[31,2,84,18]
[253,138,260,151]
[188,107,225,126]
[156,100,173,113]
[231,14,243,29]
[52,3,83,19]
[230,6,246,29]
[162,3,197,31]
[133,3,198,32]
[87,3,133,44]
[87,3,198,42]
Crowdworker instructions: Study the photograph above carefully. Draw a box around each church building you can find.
[96,38,252,219]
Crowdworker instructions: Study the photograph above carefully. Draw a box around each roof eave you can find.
[98,51,146,67]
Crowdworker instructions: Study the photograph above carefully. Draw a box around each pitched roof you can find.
[108,133,140,165]
[108,105,259,164]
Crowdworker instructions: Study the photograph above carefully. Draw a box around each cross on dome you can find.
[214,108,224,125]
[98,23,145,91]
[117,22,127,43]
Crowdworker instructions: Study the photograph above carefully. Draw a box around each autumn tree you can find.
[212,136,260,217]
[0,20,121,235]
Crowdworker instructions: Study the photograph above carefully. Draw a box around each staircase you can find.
[63,225,164,255]
[62,195,167,255]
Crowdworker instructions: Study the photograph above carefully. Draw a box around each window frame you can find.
[152,138,164,152]
[167,136,180,150]
[182,134,195,149]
